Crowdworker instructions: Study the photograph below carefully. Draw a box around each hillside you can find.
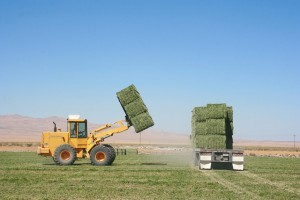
[0,115,298,147]
[0,115,190,144]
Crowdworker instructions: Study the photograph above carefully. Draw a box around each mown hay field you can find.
[0,151,299,200]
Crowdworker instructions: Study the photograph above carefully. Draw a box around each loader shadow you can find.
[43,161,168,166]
[140,162,167,166]
[43,162,92,166]
[110,162,169,166]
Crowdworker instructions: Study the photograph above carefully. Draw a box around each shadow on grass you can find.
[140,162,167,165]
[111,162,169,166]
[211,163,233,170]
[42,162,92,166]
[43,161,168,166]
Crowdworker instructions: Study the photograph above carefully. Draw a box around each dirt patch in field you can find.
[0,146,38,152]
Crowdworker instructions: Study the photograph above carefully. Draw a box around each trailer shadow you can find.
[211,162,233,170]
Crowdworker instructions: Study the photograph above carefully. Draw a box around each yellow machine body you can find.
[37,118,129,160]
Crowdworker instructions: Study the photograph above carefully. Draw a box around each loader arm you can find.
[86,120,129,152]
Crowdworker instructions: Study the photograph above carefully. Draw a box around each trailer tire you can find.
[53,144,76,165]
[103,144,116,164]
[90,145,112,166]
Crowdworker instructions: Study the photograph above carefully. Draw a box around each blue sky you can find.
[0,1,299,141]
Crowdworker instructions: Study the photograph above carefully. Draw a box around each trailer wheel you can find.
[103,144,116,164]
[90,145,112,166]
[53,144,76,165]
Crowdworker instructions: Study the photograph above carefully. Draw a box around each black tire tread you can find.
[90,145,112,166]
[53,144,77,165]
[103,144,116,164]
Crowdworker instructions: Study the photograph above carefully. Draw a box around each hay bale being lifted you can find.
[124,101,147,118]
[117,85,141,105]
[117,84,154,133]
[130,112,154,133]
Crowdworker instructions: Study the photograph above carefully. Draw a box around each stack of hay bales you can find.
[192,104,233,149]
[117,84,154,133]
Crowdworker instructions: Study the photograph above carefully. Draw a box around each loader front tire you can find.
[90,145,112,166]
[53,144,76,165]
[103,144,116,164]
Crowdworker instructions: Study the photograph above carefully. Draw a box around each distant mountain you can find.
[1,115,296,147]
[0,115,190,144]
[0,115,69,142]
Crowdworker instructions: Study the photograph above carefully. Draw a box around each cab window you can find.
[78,122,87,138]
[70,122,77,138]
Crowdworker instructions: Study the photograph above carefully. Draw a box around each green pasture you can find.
[0,151,299,200]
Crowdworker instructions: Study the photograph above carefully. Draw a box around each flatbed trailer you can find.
[194,149,244,171]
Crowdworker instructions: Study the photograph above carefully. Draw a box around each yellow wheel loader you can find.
[37,115,130,166]
[37,85,154,166]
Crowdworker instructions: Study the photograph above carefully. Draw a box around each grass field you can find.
[0,151,299,200]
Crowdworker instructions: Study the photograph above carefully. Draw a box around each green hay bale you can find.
[206,119,226,135]
[191,122,196,138]
[117,85,154,133]
[227,107,233,122]
[130,112,154,133]
[117,85,141,105]
[206,104,227,119]
[192,122,206,136]
[192,120,232,136]
[192,135,227,149]
[124,99,147,118]
[192,107,207,122]
[192,135,233,149]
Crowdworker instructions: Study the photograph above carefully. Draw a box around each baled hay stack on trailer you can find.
[206,104,227,119]
[227,106,233,122]
[117,85,154,133]
[191,104,233,149]
[193,135,229,149]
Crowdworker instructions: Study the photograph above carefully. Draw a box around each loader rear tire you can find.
[103,144,116,164]
[90,145,112,166]
[53,144,76,165]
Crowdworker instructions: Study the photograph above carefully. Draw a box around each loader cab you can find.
[67,118,88,138]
